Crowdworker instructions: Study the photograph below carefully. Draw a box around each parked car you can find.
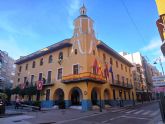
[0,98,5,115]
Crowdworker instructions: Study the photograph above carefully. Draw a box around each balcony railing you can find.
[62,72,106,84]
[42,80,55,86]
[110,80,133,89]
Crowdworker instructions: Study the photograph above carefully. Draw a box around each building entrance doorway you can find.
[54,88,64,106]
[71,88,82,105]
[91,89,98,105]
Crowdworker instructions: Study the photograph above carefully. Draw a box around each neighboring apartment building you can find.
[155,0,165,56]
[119,52,156,101]
[131,64,141,101]
[0,50,15,90]
[14,5,136,111]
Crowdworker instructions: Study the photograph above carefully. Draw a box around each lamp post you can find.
[141,83,144,104]
[99,90,102,112]
[154,57,164,75]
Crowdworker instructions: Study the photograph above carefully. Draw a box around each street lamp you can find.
[141,83,144,104]
[154,57,164,75]
[99,90,102,112]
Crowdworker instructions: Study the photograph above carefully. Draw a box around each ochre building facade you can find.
[156,0,165,56]
[14,5,136,111]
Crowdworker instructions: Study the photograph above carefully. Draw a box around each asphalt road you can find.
[1,102,163,124]
[59,102,162,124]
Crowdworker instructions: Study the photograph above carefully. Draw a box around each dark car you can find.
[0,98,5,115]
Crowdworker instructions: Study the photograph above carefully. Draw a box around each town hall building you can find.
[14,5,136,111]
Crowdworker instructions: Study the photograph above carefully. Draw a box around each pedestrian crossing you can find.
[110,108,160,117]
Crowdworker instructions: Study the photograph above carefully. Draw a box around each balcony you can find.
[161,41,165,56]
[42,80,55,87]
[110,80,133,89]
[62,72,106,84]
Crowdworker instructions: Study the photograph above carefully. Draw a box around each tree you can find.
[0,93,7,100]
[24,85,37,101]
[4,88,12,102]
[12,86,21,95]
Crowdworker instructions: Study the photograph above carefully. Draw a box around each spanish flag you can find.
[98,63,103,76]
[109,65,114,83]
[93,59,98,74]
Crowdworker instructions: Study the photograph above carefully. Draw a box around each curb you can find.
[121,100,158,109]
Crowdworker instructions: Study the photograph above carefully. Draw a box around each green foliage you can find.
[32,101,41,107]
[4,88,12,101]
[12,86,21,94]
[25,85,37,96]
[12,85,37,96]
[0,93,7,100]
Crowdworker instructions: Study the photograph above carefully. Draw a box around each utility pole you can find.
[154,57,164,75]
[159,57,164,75]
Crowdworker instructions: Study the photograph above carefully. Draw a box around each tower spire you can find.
[80,1,87,15]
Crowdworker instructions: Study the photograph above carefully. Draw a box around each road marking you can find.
[121,115,151,120]
[102,116,123,123]
[111,109,125,112]
[57,111,109,124]
[142,110,152,115]
[150,110,160,116]
[125,110,136,114]
[134,110,144,114]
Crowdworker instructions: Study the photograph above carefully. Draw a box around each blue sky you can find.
[0,0,164,72]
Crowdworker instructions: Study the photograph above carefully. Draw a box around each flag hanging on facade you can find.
[98,63,103,76]
[20,83,25,90]
[93,59,98,74]
[104,63,109,80]
[109,65,114,83]
[106,63,109,78]
[37,80,43,91]
[104,68,107,80]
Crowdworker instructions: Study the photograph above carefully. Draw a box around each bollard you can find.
[159,93,165,122]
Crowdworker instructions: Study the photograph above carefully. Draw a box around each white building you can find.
[119,52,160,101]
[119,52,146,88]
[0,50,15,90]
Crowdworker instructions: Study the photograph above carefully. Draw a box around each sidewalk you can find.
[123,100,159,109]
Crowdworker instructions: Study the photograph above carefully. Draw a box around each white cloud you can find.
[67,0,81,29]
[0,10,39,38]
[68,0,81,16]
[0,10,39,60]
[0,36,28,60]
[140,37,165,71]
[141,38,162,51]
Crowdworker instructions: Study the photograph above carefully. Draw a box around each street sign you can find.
[153,82,165,87]
[152,76,165,81]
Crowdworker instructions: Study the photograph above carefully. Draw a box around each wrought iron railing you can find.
[62,72,106,83]
[111,80,133,89]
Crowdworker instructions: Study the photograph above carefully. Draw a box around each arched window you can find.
[116,61,118,68]
[117,74,120,82]
[121,64,123,70]
[49,55,53,63]
[59,52,63,60]
[75,49,77,55]
[32,61,36,68]
[93,50,95,55]
[122,76,124,83]
[40,58,43,66]
[25,64,28,70]
[110,58,113,65]
[19,66,22,72]
[103,53,106,61]
[125,66,127,72]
